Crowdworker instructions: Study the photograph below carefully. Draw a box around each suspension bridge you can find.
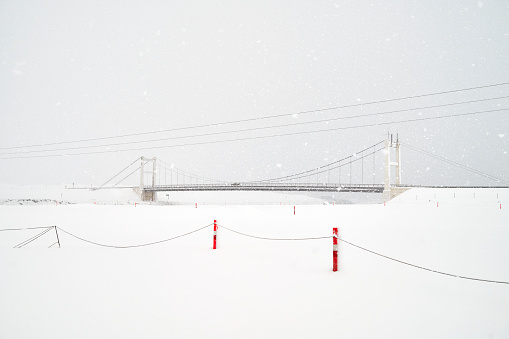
[89,134,509,202]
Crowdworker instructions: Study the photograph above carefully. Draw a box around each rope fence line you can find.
[55,224,213,248]
[1,222,508,284]
[0,226,56,232]
[13,226,54,248]
[217,223,508,284]
[218,224,332,241]
[338,238,509,285]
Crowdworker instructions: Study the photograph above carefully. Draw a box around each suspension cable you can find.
[96,157,141,189]
[402,143,509,185]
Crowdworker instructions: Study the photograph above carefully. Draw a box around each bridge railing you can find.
[142,182,384,190]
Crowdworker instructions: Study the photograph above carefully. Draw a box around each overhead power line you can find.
[3,95,508,156]
[1,107,507,160]
[1,82,508,150]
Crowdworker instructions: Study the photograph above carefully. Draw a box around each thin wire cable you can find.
[4,95,509,156]
[252,141,384,183]
[219,224,332,240]
[48,242,59,248]
[96,157,141,189]
[2,82,508,150]
[120,159,151,187]
[339,238,509,284]
[253,145,384,183]
[404,143,509,184]
[157,160,226,184]
[113,166,142,187]
[14,227,54,248]
[0,226,55,232]
[402,143,509,185]
[280,147,386,183]
[55,224,212,248]
[2,107,507,160]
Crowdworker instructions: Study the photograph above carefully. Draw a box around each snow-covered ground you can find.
[1,187,508,338]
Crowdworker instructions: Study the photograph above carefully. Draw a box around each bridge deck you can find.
[142,183,385,193]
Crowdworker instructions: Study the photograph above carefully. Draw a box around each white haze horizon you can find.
[1,1,508,188]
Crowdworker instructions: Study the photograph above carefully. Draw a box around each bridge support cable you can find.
[113,164,145,187]
[265,145,385,184]
[156,159,227,186]
[95,157,141,190]
[373,145,376,185]
[402,143,509,185]
[338,164,341,185]
[361,148,364,185]
[251,141,385,184]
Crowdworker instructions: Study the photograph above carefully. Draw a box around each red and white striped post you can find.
[213,220,218,249]
[333,228,338,272]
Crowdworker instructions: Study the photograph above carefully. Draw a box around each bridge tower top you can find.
[383,134,404,201]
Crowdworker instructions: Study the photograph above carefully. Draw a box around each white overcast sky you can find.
[0,1,508,186]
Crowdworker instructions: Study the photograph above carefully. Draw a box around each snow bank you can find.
[0,188,508,338]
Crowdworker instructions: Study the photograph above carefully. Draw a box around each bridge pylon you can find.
[383,134,410,201]
[138,156,157,202]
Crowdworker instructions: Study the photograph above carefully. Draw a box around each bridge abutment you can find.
[141,190,155,202]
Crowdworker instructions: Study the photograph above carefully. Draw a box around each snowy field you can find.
[1,187,508,338]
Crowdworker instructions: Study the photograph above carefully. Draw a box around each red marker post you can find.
[333,228,338,272]
[294,206,295,215]
[213,220,218,249]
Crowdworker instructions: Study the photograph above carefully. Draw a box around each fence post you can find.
[213,220,218,249]
[54,226,61,248]
[333,228,338,271]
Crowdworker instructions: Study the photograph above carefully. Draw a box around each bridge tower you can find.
[139,156,157,201]
[383,134,409,201]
